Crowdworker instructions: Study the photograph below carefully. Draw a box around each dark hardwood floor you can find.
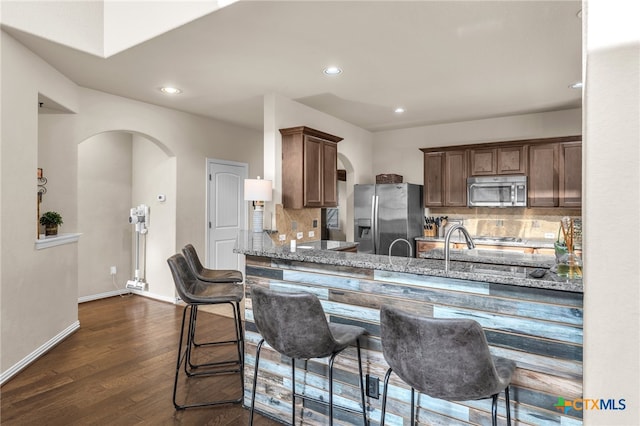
[1,295,281,425]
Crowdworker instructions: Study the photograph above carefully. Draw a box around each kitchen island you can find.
[235,232,583,425]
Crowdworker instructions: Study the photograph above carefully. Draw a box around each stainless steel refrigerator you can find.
[354,183,423,256]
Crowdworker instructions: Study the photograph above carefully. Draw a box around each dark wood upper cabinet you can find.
[423,152,445,207]
[470,145,526,176]
[528,143,559,207]
[528,137,582,208]
[497,145,527,174]
[280,126,343,209]
[422,135,580,209]
[559,141,582,207]
[469,148,497,175]
[422,150,467,207]
[321,141,338,206]
[444,150,467,206]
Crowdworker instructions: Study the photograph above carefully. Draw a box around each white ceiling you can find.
[2,1,583,132]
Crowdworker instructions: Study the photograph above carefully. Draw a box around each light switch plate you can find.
[308,231,315,238]
[279,234,286,241]
[296,232,303,239]
[544,232,555,239]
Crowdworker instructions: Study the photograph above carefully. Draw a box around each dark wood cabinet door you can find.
[424,152,444,207]
[303,136,323,207]
[497,145,527,174]
[416,241,440,256]
[529,144,558,207]
[280,126,343,209]
[322,141,338,206]
[444,150,467,206]
[559,142,582,207]
[469,148,497,175]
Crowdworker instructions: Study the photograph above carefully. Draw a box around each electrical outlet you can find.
[110,266,117,275]
[366,375,379,399]
[308,230,315,238]
[544,232,555,239]
[279,234,286,242]
[296,232,303,239]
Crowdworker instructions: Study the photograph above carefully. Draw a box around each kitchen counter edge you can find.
[234,235,582,293]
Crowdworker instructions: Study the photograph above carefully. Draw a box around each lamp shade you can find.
[244,177,273,201]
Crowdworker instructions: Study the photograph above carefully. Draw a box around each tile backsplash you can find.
[271,204,321,245]
[428,207,581,243]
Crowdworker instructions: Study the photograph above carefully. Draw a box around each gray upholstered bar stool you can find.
[183,244,243,284]
[167,253,244,410]
[182,244,244,350]
[248,285,368,426]
[379,305,516,426]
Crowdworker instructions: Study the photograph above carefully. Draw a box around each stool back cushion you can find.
[182,244,205,275]
[167,254,198,304]
[251,286,337,359]
[380,305,505,401]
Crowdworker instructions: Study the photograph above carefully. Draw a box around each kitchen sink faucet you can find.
[444,224,476,272]
[389,238,413,259]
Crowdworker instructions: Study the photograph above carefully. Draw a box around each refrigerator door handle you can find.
[370,195,376,252]
[373,195,380,254]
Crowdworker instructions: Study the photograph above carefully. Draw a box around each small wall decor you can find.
[37,168,47,237]
[39,211,63,236]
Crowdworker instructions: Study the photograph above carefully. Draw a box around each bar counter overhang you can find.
[235,232,583,425]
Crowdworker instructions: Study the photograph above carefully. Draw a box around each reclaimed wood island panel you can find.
[235,234,583,426]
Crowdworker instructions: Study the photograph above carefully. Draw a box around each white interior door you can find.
[206,159,247,271]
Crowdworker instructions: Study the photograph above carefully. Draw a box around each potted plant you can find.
[40,211,63,236]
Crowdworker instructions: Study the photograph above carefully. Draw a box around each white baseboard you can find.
[128,288,179,304]
[78,289,178,305]
[0,321,80,386]
[78,289,129,303]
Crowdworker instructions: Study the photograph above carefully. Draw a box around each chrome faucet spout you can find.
[444,224,475,272]
[389,238,413,259]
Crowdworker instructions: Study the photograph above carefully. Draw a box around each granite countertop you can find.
[415,235,557,249]
[235,232,582,293]
[295,240,358,251]
[419,248,556,268]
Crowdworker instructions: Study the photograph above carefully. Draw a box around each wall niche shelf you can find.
[35,233,81,250]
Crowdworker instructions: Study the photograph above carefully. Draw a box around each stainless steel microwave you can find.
[467,176,527,207]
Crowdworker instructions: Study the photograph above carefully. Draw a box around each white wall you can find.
[77,131,177,301]
[373,108,582,186]
[132,134,177,300]
[583,1,640,423]
[78,132,133,299]
[263,93,374,242]
[72,88,262,301]
[1,31,80,377]
[1,30,262,380]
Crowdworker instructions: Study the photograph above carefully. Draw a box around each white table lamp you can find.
[244,176,272,233]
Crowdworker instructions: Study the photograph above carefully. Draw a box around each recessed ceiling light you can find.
[394,107,405,114]
[569,82,583,89]
[323,66,342,76]
[160,86,182,95]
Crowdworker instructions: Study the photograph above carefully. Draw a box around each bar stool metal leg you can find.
[356,339,367,426]
[380,367,393,425]
[411,387,416,425]
[249,339,265,426]
[173,304,191,409]
[173,302,244,409]
[292,359,297,424]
